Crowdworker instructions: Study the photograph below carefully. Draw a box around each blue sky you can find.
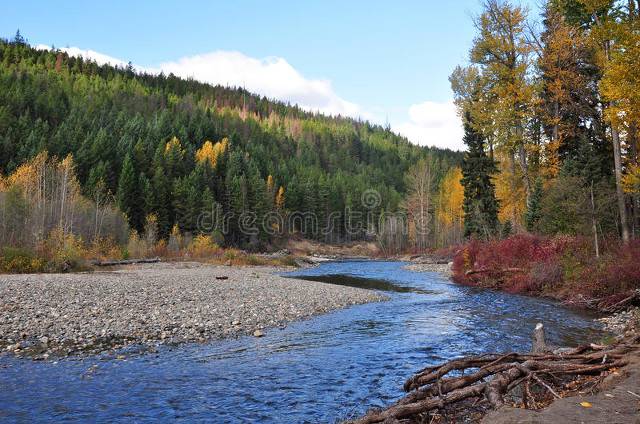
[1,0,539,150]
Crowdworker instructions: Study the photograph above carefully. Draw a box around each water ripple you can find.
[0,261,606,423]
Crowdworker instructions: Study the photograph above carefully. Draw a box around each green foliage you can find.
[525,178,543,232]
[117,154,143,232]
[461,117,499,239]
[501,220,513,239]
[0,38,462,248]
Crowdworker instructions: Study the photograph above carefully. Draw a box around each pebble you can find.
[0,262,384,358]
[598,307,640,335]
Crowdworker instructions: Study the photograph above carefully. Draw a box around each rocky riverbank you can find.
[399,255,454,277]
[598,307,640,336]
[0,262,385,358]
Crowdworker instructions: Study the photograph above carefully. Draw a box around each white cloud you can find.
[158,51,364,118]
[35,44,148,72]
[37,45,364,119]
[394,100,465,151]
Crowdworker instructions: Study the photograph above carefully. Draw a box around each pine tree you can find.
[150,165,171,239]
[525,178,543,232]
[461,116,499,239]
[117,154,143,232]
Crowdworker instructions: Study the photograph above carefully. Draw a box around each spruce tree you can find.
[117,154,143,232]
[525,178,543,232]
[461,116,499,239]
[150,165,171,239]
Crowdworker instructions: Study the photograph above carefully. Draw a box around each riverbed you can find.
[0,260,606,423]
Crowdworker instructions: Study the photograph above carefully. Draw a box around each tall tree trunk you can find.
[590,182,600,258]
[509,151,517,226]
[517,141,531,204]
[612,127,630,242]
[599,32,630,243]
[630,122,639,238]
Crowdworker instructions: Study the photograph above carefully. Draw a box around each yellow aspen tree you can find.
[537,7,593,178]
[600,4,640,233]
[195,141,216,166]
[470,0,535,213]
[275,186,285,210]
[266,175,275,195]
[437,167,464,245]
[195,138,228,169]
[580,0,631,241]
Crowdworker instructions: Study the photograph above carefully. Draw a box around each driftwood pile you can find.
[350,329,640,424]
[564,289,640,313]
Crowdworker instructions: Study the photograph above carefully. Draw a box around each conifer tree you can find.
[525,178,543,232]
[461,116,499,239]
[117,154,143,232]
[150,165,171,238]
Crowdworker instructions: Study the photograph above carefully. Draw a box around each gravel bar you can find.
[0,262,385,358]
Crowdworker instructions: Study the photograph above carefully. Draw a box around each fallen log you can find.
[91,257,161,267]
[465,267,524,276]
[600,289,640,313]
[349,330,640,424]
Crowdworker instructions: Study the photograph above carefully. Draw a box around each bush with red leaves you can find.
[452,235,640,308]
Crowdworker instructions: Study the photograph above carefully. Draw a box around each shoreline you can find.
[0,261,385,359]
[390,258,640,424]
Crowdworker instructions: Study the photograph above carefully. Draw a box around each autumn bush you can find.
[0,247,47,273]
[188,234,222,258]
[452,234,640,307]
[0,228,90,273]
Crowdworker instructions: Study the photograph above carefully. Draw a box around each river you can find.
[0,260,606,423]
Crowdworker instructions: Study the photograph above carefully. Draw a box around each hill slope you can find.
[0,38,462,247]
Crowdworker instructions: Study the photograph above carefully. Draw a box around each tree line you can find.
[450,0,640,253]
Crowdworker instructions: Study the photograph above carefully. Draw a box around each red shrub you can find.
[579,239,640,297]
[452,234,640,307]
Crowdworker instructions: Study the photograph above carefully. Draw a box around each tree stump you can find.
[532,322,547,353]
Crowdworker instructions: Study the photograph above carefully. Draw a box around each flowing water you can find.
[0,261,606,423]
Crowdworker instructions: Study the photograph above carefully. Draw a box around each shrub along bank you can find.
[452,234,640,310]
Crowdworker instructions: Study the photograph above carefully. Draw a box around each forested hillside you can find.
[0,35,462,258]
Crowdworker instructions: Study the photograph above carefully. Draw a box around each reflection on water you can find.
[0,261,606,423]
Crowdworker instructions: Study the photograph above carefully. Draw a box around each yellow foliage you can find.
[164,136,183,155]
[188,234,221,258]
[195,138,228,168]
[266,175,275,194]
[494,159,527,226]
[623,164,640,194]
[126,230,149,259]
[41,227,85,266]
[275,186,285,209]
[537,10,593,178]
[600,18,640,131]
[437,167,464,227]
[7,151,47,188]
[0,252,46,273]
[87,237,123,261]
